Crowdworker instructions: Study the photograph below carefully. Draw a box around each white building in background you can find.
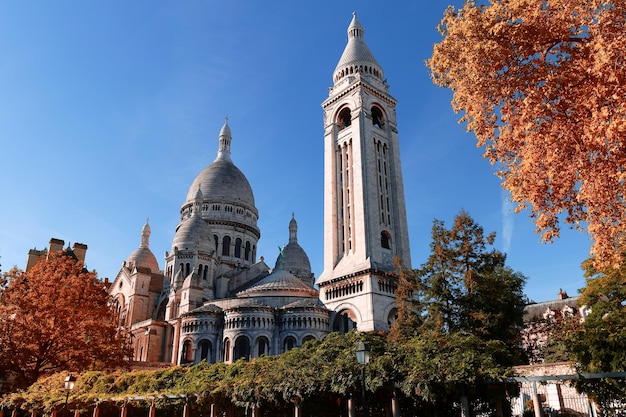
[107,12,413,366]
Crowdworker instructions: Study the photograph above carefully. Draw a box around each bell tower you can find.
[318,13,411,332]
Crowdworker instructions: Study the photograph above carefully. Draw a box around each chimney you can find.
[558,288,568,300]
[48,238,65,257]
[72,242,88,263]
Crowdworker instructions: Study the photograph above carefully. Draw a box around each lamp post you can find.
[355,341,370,417]
[63,375,76,416]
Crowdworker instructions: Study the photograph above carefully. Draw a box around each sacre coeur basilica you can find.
[93,13,411,366]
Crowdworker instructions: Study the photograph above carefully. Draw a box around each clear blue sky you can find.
[0,1,592,302]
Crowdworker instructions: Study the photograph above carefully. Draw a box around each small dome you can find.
[172,190,216,254]
[126,220,160,272]
[274,214,312,279]
[237,269,318,298]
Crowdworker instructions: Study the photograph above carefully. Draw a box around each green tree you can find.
[567,258,626,409]
[392,211,527,416]
[0,252,130,389]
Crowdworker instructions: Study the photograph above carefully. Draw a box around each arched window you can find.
[181,340,194,364]
[302,335,316,345]
[337,107,352,130]
[234,336,250,361]
[214,235,219,253]
[224,338,231,362]
[256,336,270,357]
[283,336,297,353]
[332,310,357,334]
[381,230,391,250]
[222,236,231,256]
[371,106,384,128]
[198,339,212,363]
[235,238,242,258]
[245,241,251,261]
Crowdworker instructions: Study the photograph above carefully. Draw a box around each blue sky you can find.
[0,1,592,302]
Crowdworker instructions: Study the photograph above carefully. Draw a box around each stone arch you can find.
[234,335,250,361]
[198,339,212,363]
[337,106,352,130]
[331,307,359,334]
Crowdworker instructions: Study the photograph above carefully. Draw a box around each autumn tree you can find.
[427,0,626,267]
[391,211,527,416]
[0,252,129,389]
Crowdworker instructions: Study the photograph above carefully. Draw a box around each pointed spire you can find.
[333,13,384,84]
[289,213,298,243]
[140,219,151,248]
[193,185,204,215]
[347,12,364,41]
[216,117,232,161]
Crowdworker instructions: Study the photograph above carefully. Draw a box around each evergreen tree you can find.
[392,211,527,416]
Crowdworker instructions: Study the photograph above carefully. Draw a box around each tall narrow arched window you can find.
[224,338,231,362]
[245,241,251,261]
[214,235,219,253]
[181,340,193,364]
[381,230,392,250]
[257,336,270,357]
[371,106,384,128]
[235,238,242,258]
[234,336,250,361]
[198,339,212,363]
[222,236,231,256]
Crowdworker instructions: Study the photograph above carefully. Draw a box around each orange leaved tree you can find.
[427,0,626,267]
[0,252,129,389]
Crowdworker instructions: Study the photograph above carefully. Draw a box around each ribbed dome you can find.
[185,119,255,210]
[237,268,318,298]
[172,189,216,254]
[127,221,160,272]
[333,12,384,82]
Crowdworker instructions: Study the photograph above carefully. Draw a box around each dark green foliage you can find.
[565,258,626,410]
[390,211,527,416]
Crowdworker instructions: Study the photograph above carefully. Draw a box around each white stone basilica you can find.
[108,12,412,365]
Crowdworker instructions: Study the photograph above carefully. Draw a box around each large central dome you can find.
[185,121,255,211]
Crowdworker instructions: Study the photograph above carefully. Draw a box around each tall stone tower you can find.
[318,13,411,332]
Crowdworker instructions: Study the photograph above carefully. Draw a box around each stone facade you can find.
[106,13,412,365]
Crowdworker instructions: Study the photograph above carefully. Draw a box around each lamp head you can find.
[64,375,76,391]
[355,341,371,364]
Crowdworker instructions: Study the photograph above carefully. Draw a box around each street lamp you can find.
[355,342,370,417]
[64,375,76,413]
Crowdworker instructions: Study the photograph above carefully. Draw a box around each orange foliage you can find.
[0,253,129,388]
[427,0,626,267]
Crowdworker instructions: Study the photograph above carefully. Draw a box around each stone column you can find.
[460,395,470,417]
[347,395,355,417]
[391,391,399,417]
[532,382,544,417]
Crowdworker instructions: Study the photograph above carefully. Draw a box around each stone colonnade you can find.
[1,394,403,417]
